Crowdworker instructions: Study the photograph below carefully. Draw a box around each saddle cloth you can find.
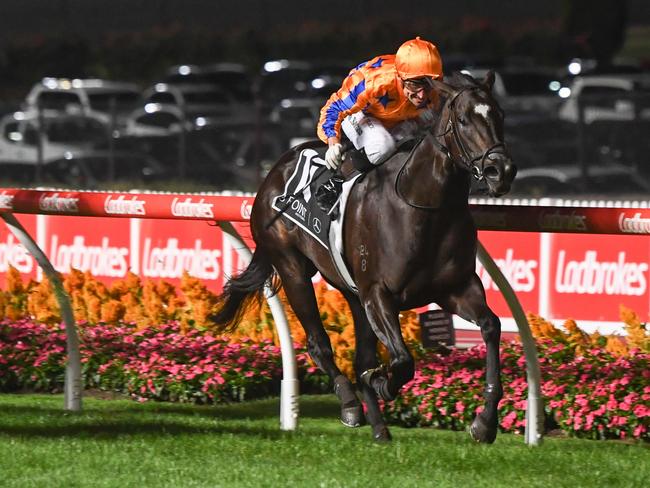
[271,148,361,291]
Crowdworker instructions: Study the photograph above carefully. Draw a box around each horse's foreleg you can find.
[343,291,391,442]
[442,274,503,444]
[273,258,362,427]
[361,286,414,402]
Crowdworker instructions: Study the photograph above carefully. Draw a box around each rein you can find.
[395,85,507,210]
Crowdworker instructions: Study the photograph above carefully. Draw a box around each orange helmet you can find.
[395,37,443,80]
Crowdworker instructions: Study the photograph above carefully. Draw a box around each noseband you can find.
[437,87,507,181]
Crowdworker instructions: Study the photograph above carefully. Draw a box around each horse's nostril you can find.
[483,165,500,179]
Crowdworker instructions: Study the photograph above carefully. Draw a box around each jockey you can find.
[315,37,443,211]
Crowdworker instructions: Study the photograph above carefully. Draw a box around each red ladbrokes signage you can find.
[0,215,648,322]
[546,234,649,321]
[477,231,540,318]
[0,215,247,292]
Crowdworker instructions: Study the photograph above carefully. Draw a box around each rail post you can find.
[218,221,299,430]
[0,212,82,411]
[477,240,544,446]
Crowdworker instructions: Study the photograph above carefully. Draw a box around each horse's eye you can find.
[458,117,467,126]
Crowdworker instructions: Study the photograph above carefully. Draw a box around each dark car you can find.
[0,151,167,188]
[163,63,255,103]
[508,163,650,199]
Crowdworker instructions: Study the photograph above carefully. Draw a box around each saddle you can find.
[271,147,364,292]
[271,139,421,293]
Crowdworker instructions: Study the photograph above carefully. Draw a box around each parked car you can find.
[508,162,650,198]
[23,78,141,128]
[557,74,650,123]
[0,109,108,165]
[0,151,166,188]
[162,62,255,103]
[141,82,246,121]
[0,110,164,187]
[123,103,195,137]
[269,97,323,147]
[254,59,315,112]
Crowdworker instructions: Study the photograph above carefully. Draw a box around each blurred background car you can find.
[269,97,322,147]
[0,151,166,188]
[0,109,109,165]
[124,103,194,137]
[23,78,141,129]
[557,73,650,123]
[508,162,650,199]
[141,82,246,121]
[162,62,255,104]
[254,59,315,115]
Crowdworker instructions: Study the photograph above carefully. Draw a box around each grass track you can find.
[0,393,647,488]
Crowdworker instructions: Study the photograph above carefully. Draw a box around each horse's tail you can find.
[210,247,280,333]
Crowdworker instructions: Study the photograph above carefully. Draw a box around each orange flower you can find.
[619,305,649,352]
[605,335,629,356]
[6,266,25,295]
[100,300,126,323]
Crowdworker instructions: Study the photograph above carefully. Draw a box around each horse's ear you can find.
[483,70,496,91]
[430,79,456,99]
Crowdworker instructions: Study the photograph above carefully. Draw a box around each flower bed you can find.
[383,339,649,441]
[0,319,324,403]
[0,267,648,441]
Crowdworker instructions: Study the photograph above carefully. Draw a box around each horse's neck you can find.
[393,134,470,210]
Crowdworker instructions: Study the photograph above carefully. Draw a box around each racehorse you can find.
[211,71,516,442]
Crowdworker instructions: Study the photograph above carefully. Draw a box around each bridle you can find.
[395,83,510,209]
[435,87,508,182]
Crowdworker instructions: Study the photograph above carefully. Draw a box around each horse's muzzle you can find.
[483,157,517,197]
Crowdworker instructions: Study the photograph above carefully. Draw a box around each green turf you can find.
[0,393,647,488]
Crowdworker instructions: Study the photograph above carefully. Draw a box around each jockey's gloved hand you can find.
[324,143,344,170]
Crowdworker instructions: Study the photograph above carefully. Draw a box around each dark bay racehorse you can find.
[211,72,516,442]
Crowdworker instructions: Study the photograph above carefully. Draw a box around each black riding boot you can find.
[315,174,344,214]
[315,148,373,216]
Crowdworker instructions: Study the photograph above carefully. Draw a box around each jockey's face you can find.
[402,77,432,108]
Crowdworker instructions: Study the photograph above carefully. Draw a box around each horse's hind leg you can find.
[272,254,363,427]
[342,291,391,442]
[440,274,503,444]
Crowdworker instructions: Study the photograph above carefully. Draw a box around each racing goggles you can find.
[402,77,434,93]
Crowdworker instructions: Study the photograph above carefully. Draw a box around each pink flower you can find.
[633,425,647,438]
[633,404,649,418]
[501,411,517,430]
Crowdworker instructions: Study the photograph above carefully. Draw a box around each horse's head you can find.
[431,71,516,197]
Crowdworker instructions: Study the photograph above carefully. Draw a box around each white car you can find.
[163,62,255,103]
[558,74,650,123]
[141,82,244,121]
[0,109,108,165]
[23,78,141,128]
[123,103,192,137]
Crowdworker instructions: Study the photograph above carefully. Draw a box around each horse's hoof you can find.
[340,405,365,428]
[372,425,392,443]
[469,414,497,444]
